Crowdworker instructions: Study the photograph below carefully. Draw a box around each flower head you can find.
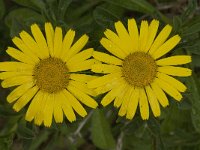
[88,19,192,120]
[0,23,98,127]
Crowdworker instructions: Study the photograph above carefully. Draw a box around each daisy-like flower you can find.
[88,18,192,120]
[0,23,98,127]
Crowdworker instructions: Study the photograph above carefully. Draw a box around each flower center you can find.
[122,52,157,87]
[33,57,69,93]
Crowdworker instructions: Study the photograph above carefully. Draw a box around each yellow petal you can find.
[69,80,96,96]
[60,29,75,61]
[63,34,89,62]
[150,81,168,107]
[25,91,44,122]
[139,20,149,51]
[152,35,181,59]
[67,84,98,108]
[126,88,139,120]
[59,91,76,122]
[145,86,160,117]
[31,24,49,58]
[7,81,35,103]
[93,51,122,65]
[128,18,139,51]
[34,92,48,126]
[115,21,133,54]
[0,71,32,80]
[114,83,128,108]
[70,74,97,83]
[63,29,75,50]
[43,94,54,127]
[100,38,126,59]
[118,86,134,117]
[67,48,94,65]
[12,37,40,62]
[101,81,125,106]
[88,72,122,89]
[91,64,121,74]
[139,88,149,120]
[13,86,38,112]
[158,66,192,77]
[62,89,87,117]
[157,72,187,92]
[149,24,172,54]
[53,27,63,58]
[95,77,124,95]
[155,78,182,101]
[0,62,34,72]
[104,29,129,55]
[156,55,192,66]
[6,47,36,65]
[1,76,33,88]
[68,59,99,72]
[45,22,54,56]
[54,93,63,123]
[144,20,159,52]
[19,31,44,59]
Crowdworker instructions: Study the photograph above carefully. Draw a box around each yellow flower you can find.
[88,19,192,120]
[0,23,98,127]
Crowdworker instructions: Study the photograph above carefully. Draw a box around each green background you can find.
[0,0,200,149]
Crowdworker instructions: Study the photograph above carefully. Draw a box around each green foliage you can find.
[12,0,45,10]
[5,8,45,37]
[188,75,200,133]
[93,3,124,27]
[91,109,115,149]
[103,0,156,14]
[0,0,200,150]
[0,0,5,19]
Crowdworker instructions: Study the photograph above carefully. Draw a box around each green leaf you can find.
[10,19,26,38]
[44,0,72,24]
[182,23,200,37]
[161,103,190,134]
[5,8,45,37]
[0,116,19,138]
[192,54,200,67]
[178,37,200,55]
[103,0,155,14]
[93,3,124,27]
[173,16,182,33]
[57,0,72,21]
[102,0,170,23]
[12,0,46,10]
[66,0,101,23]
[0,134,13,150]
[0,105,18,117]
[26,130,50,150]
[5,8,45,27]
[16,119,35,139]
[147,118,160,137]
[133,122,148,138]
[122,125,152,150]
[0,0,5,19]
[125,118,147,138]
[188,75,200,133]
[163,130,200,148]
[91,109,116,150]
[147,119,166,150]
